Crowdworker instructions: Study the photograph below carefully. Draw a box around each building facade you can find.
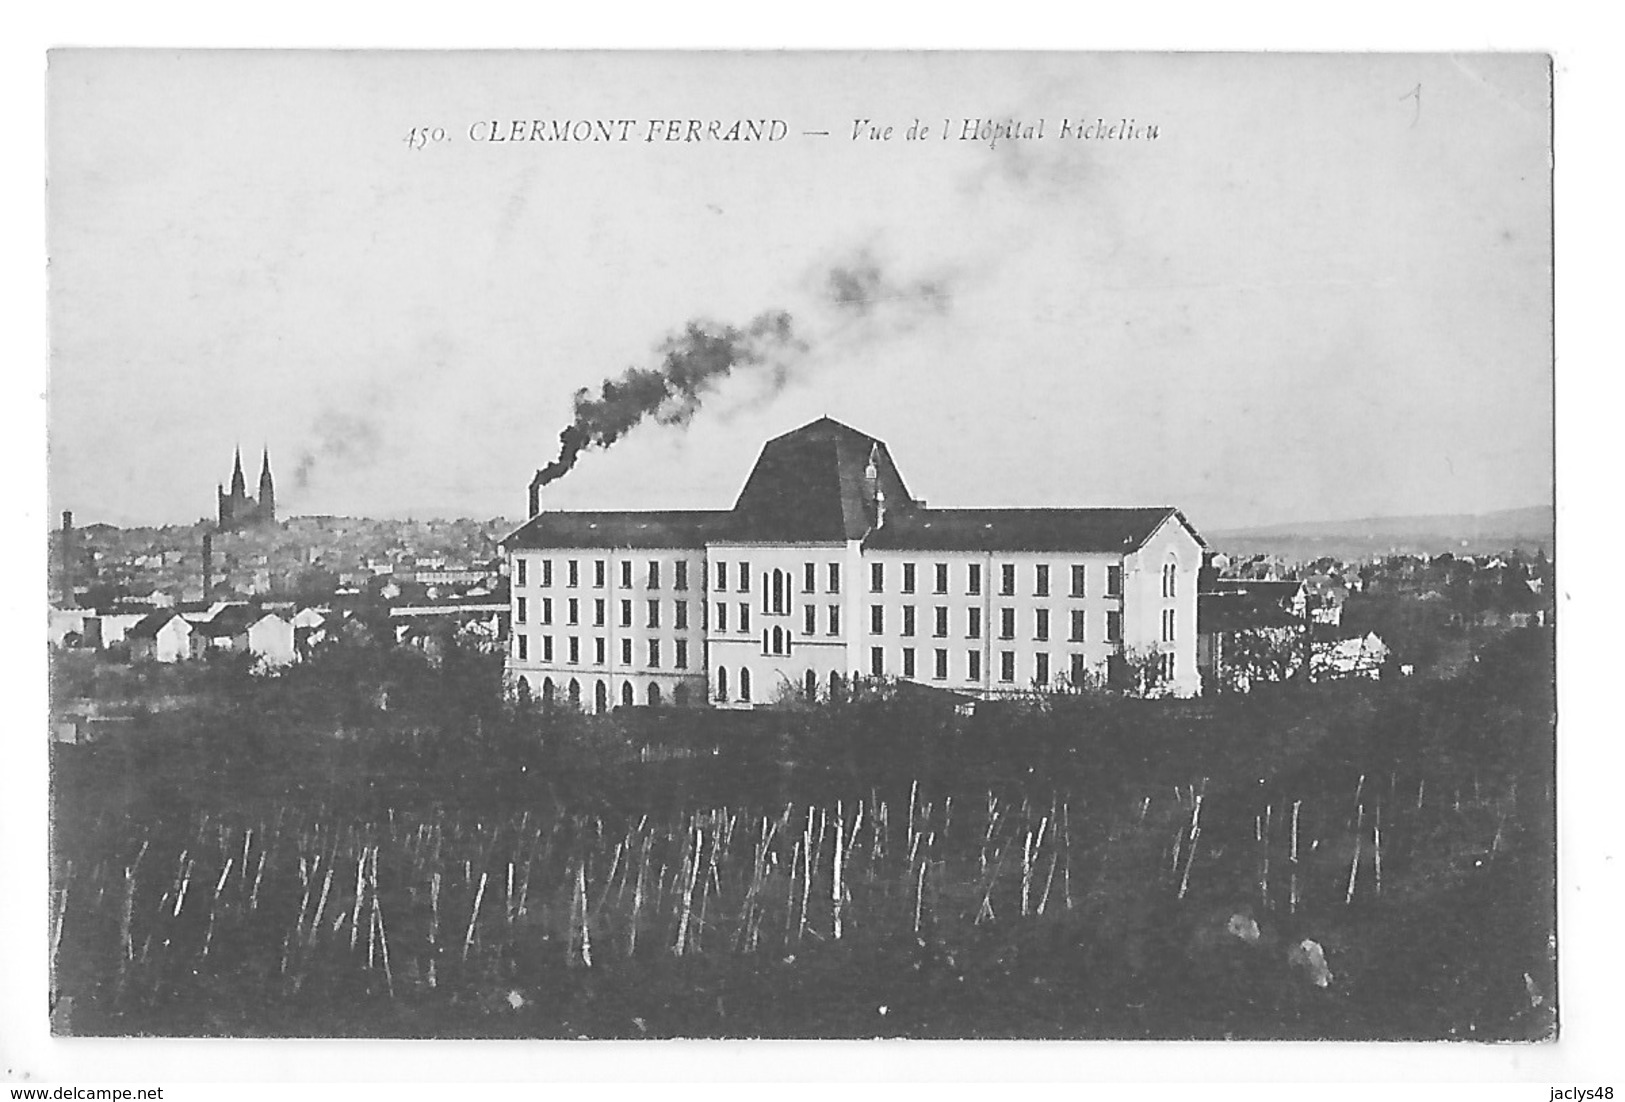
[502,418,1205,709]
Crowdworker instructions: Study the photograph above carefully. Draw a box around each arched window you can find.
[739,666,752,702]
[594,680,608,714]
[648,682,662,708]
[673,683,689,708]
[772,626,784,655]
[541,676,555,704]
[621,680,634,708]
[1162,555,1179,599]
[805,669,818,701]
[568,678,581,709]
[715,666,728,702]
[829,670,842,701]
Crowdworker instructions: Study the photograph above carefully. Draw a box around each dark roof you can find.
[128,610,182,639]
[729,417,917,542]
[1198,591,1302,634]
[195,605,260,638]
[504,510,733,550]
[1205,578,1304,600]
[866,507,1194,554]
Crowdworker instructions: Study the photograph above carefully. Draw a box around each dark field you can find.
[47,629,1557,1039]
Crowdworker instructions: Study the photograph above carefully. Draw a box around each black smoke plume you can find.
[532,310,802,500]
[825,250,951,318]
[293,412,384,490]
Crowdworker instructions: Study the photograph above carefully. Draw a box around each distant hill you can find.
[1208,505,1554,561]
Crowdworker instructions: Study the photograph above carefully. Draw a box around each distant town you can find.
[46,438,1555,712]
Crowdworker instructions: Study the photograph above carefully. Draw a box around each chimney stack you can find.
[60,511,76,608]
[202,533,214,602]
[528,471,545,519]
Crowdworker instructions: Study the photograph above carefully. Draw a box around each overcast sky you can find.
[45,51,1551,531]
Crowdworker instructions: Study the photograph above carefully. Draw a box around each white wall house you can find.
[246,613,297,666]
[502,418,1206,710]
[128,611,193,663]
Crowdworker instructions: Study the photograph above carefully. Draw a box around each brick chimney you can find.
[202,532,214,601]
[528,471,546,519]
[60,511,76,608]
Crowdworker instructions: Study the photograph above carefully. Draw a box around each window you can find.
[770,569,788,615]
[739,603,751,633]
[967,650,982,681]
[934,648,949,680]
[541,559,553,587]
[516,634,528,661]
[870,605,884,634]
[934,606,948,637]
[568,636,580,664]
[934,563,948,594]
[1162,561,1177,599]
[871,647,884,677]
[803,562,816,593]
[647,639,661,668]
[594,560,606,588]
[902,605,916,637]
[902,647,916,679]
[739,667,751,702]
[902,563,916,594]
[542,636,553,661]
[967,563,982,595]
[675,560,688,591]
[1160,652,1176,682]
[716,603,728,633]
[621,638,632,665]
[738,563,750,592]
[647,599,661,629]
[1035,564,1050,597]
[516,597,527,624]
[541,598,553,625]
[594,637,606,665]
[593,599,605,627]
[1069,609,1086,643]
[622,681,635,708]
[517,559,528,587]
[870,562,885,593]
[999,607,1015,640]
[621,561,633,589]
[968,607,982,639]
[1162,608,1175,642]
[620,600,632,628]
[1070,652,1087,686]
[1106,610,1123,643]
[828,563,841,593]
[567,560,579,588]
[1107,564,1123,597]
[674,600,688,631]
[828,605,841,635]
[1000,650,1016,683]
[1070,564,1086,598]
[567,598,580,626]
[1000,563,1016,596]
[804,605,816,635]
[675,639,688,669]
[1035,608,1049,641]
[1035,652,1050,685]
[716,666,728,701]
[716,561,728,591]
[648,561,661,590]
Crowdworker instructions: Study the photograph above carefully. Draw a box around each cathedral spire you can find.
[230,445,247,498]
[258,446,276,523]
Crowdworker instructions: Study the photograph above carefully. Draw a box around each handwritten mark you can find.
[1400,83,1421,127]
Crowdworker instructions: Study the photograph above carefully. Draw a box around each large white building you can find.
[502,418,1205,710]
